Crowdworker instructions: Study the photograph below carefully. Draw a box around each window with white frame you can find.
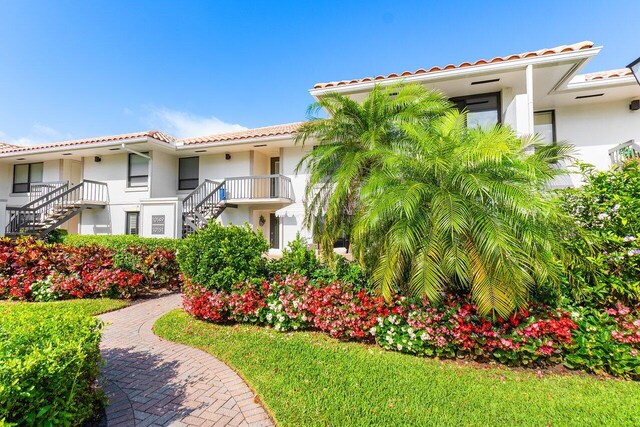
[125,211,139,235]
[128,153,149,188]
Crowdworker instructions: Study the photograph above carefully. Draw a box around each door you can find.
[70,160,82,186]
[270,157,280,198]
[269,213,280,249]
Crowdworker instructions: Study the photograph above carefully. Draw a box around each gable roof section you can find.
[313,41,596,89]
[179,122,303,146]
[0,130,174,154]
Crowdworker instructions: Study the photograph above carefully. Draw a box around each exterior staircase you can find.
[5,180,108,238]
[181,174,294,237]
[182,179,228,236]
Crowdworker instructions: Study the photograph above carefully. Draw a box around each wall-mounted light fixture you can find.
[225,153,231,160]
[94,156,102,163]
[630,100,640,111]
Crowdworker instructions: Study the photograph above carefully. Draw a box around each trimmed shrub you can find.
[0,307,103,425]
[268,235,369,288]
[177,222,268,292]
[63,234,180,251]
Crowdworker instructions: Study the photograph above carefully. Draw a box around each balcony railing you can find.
[223,175,294,201]
[609,140,640,166]
[29,181,69,202]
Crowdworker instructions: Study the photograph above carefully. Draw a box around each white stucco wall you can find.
[200,151,251,182]
[151,150,178,198]
[556,100,640,174]
[80,153,147,235]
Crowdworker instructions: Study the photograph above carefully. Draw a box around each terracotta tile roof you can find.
[582,68,634,81]
[180,122,303,145]
[0,142,18,152]
[313,41,595,89]
[0,130,174,154]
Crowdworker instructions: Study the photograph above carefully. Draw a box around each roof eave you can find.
[564,76,637,91]
[309,47,602,99]
[0,136,154,158]
[177,133,297,150]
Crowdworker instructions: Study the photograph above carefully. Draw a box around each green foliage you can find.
[268,235,368,287]
[63,234,180,251]
[564,307,640,378]
[0,305,104,426]
[156,309,640,427]
[177,221,269,291]
[298,83,573,316]
[561,161,640,307]
[45,228,68,244]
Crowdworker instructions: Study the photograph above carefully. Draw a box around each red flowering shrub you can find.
[182,274,580,369]
[375,295,577,366]
[0,237,180,301]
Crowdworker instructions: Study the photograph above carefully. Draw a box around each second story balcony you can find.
[223,174,294,204]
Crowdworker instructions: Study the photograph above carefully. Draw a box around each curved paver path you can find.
[99,294,274,427]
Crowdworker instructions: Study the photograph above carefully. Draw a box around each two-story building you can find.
[1,40,639,249]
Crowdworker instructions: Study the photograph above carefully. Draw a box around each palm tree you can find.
[297,83,574,316]
[295,83,452,259]
[352,110,575,316]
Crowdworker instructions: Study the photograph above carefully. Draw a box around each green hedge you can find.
[63,234,180,251]
[0,306,103,425]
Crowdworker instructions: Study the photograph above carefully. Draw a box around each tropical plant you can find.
[560,160,640,307]
[295,83,452,259]
[297,83,575,316]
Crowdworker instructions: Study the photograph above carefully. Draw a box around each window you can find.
[178,157,199,190]
[13,162,43,193]
[126,212,139,235]
[451,92,501,128]
[128,153,149,188]
[534,110,556,144]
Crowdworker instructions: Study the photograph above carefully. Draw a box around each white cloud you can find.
[146,107,246,138]
[1,124,72,146]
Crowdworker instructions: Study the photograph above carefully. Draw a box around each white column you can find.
[525,64,534,134]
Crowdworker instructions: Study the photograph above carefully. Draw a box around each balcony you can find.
[222,174,294,204]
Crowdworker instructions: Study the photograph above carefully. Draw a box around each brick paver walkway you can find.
[99,294,274,427]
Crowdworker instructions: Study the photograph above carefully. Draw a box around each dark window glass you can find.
[451,92,501,128]
[126,212,139,235]
[13,162,44,193]
[128,153,149,188]
[179,157,199,190]
[534,111,556,144]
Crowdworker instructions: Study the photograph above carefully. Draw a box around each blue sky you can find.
[1,1,638,144]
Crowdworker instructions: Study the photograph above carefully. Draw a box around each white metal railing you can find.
[609,140,640,166]
[224,175,294,200]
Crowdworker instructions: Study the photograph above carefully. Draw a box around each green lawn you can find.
[155,309,640,427]
[0,298,129,317]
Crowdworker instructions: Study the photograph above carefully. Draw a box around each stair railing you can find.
[29,181,68,202]
[182,179,221,215]
[5,180,108,236]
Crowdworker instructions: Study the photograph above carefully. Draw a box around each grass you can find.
[0,298,129,317]
[155,309,640,427]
